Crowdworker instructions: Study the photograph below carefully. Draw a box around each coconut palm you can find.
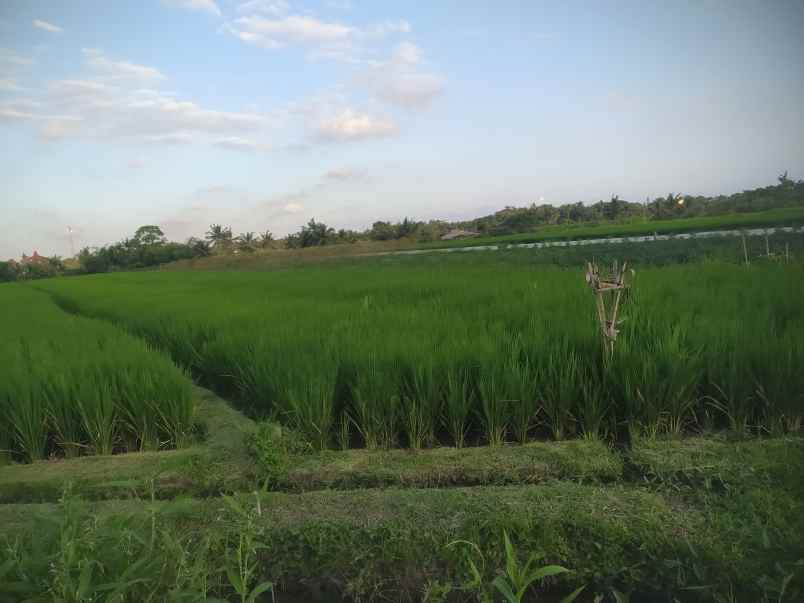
[236,232,257,251]
[258,230,274,248]
[205,224,233,249]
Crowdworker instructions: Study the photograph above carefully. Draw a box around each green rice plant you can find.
[48,391,85,458]
[541,342,583,441]
[443,365,475,448]
[283,364,338,450]
[478,369,510,446]
[612,323,702,437]
[703,348,757,435]
[77,386,118,456]
[0,285,194,460]
[351,354,401,449]
[505,356,540,445]
[23,259,804,448]
[402,362,440,449]
[6,397,48,462]
[0,413,10,465]
[575,369,608,439]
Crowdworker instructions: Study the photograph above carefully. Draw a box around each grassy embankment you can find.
[2,425,803,601]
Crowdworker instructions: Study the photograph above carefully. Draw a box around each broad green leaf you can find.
[527,564,570,582]
[492,576,519,603]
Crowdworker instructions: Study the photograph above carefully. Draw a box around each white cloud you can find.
[212,136,268,152]
[360,42,445,109]
[317,108,396,141]
[229,15,353,48]
[143,132,197,144]
[226,8,412,62]
[0,78,20,91]
[375,72,444,108]
[0,99,82,125]
[237,0,289,15]
[33,19,63,33]
[323,167,363,181]
[0,107,36,121]
[127,158,145,169]
[392,41,420,65]
[283,202,304,212]
[40,118,83,140]
[326,0,353,10]
[164,0,221,17]
[83,48,166,82]
[49,79,116,98]
[359,20,411,38]
[0,49,33,78]
[39,73,269,147]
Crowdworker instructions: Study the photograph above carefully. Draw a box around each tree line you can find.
[2,174,801,281]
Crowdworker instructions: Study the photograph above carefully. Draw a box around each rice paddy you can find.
[29,256,804,450]
[0,285,195,462]
[3,251,804,602]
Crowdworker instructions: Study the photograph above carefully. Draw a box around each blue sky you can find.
[1,0,803,258]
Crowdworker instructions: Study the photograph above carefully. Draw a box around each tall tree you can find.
[133,225,166,246]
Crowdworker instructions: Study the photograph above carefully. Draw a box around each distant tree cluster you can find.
[4,174,802,281]
[458,173,804,236]
[73,226,204,274]
[0,255,64,283]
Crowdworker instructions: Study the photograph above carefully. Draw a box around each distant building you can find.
[20,251,51,267]
[440,229,481,241]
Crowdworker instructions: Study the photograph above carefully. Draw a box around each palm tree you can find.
[258,230,274,248]
[205,224,233,249]
[236,232,257,250]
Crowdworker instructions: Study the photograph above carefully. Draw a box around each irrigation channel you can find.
[388,225,804,255]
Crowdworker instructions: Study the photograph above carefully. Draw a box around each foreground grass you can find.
[3,384,803,602]
[3,436,803,602]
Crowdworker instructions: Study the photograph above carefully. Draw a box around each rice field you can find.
[30,257,804,450]
[0,285,195,462]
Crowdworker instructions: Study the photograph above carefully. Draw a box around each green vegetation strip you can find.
[1,409,621,502]
[418,206,804,250]
[2,470,802,601]
[3,434,802,600]
[277,439,621,491]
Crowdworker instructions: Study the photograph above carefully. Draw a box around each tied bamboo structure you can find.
[585,260,631,362]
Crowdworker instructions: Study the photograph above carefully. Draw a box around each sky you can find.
[1,0,803,258]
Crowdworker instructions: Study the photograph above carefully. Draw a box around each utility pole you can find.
[67,226,75,257]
